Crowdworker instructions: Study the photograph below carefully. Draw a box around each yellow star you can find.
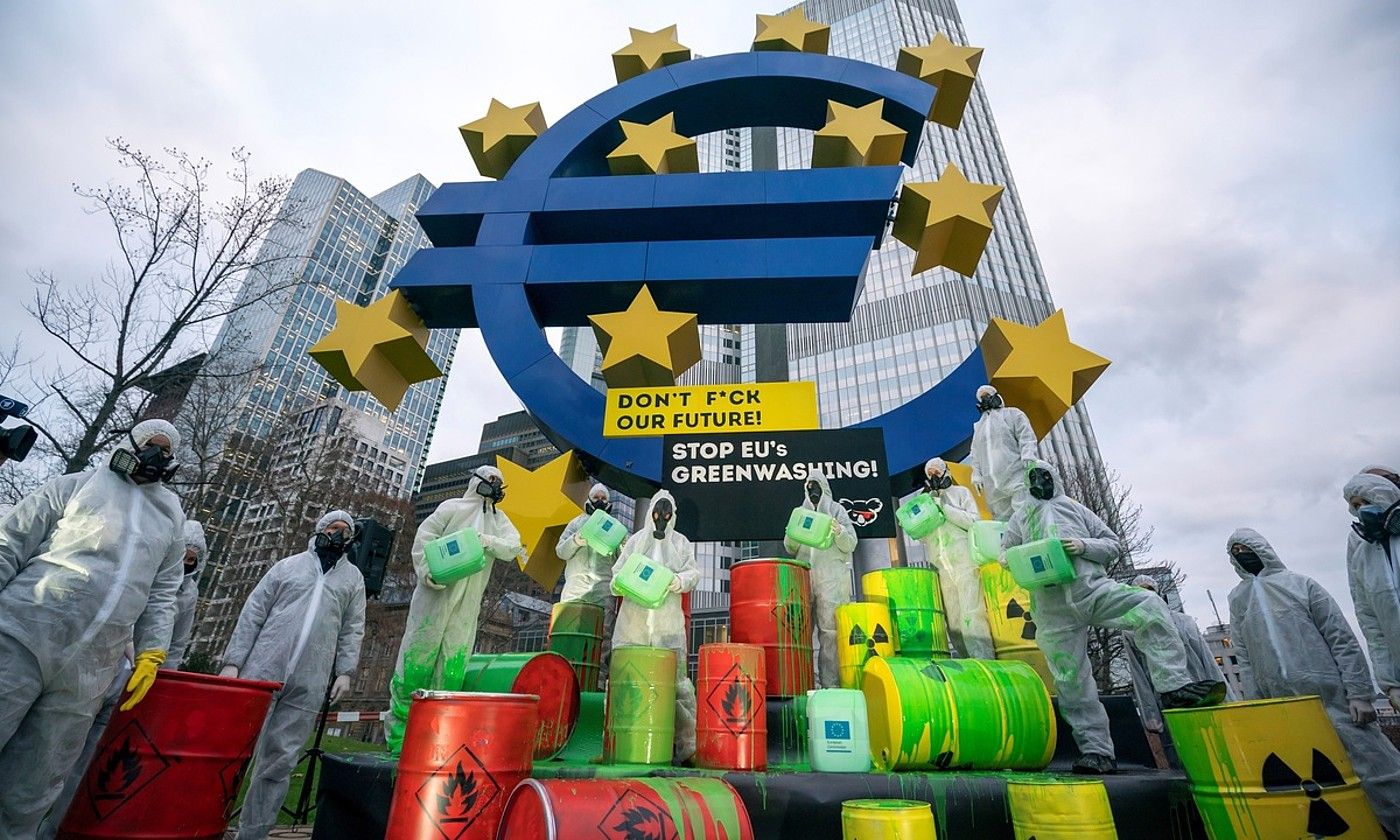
[891,162,1004,276]
[612,25,691,83]
[308,290,443,411]
[980,310,1111,438]
[588,285,701,388]
[896,33,984,129]
[753,8,830,54]
[811,99,907,168]
[605,113,698,176]
[942,460,994,520]
[496,451,591,590]
[458,99,547,180]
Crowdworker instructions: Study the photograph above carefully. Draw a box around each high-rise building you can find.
[186,169,458,661]
[561,0,1109,595]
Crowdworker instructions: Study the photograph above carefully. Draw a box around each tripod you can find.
[282,680,335,825]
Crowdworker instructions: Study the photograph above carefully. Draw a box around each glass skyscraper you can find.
[561,0,1106,594]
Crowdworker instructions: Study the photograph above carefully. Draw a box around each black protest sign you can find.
[662,429,893,541]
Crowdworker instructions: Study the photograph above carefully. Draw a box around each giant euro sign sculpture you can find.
[374,22,1104,495]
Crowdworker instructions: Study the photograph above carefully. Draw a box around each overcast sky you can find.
[2,1,1397,632]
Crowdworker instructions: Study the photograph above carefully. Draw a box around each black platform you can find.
[312,696,1206,840]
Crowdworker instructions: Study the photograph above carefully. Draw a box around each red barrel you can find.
[59,670,281,839]
[459,652,579,760]
[696,643,767,771]
[496,777,754,839]
[387,691,539,840]
[730,558,813,697]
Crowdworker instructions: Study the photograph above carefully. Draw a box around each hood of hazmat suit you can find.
[783,470,856,687]
[384,466,524,752]
[969,388,1039,520]
[1342,474,1400,693]
[1226,527,1400,830]
[221,540,366,711]
[164,520,208,669]
[611,490,700,762]
[556,483,617,606]
[919,458,994,659]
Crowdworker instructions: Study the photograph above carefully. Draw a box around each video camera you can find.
[0,395,37,464]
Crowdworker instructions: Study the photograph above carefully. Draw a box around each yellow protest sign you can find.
[603,382,819,437]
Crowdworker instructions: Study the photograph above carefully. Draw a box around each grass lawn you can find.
[232,732,384,826]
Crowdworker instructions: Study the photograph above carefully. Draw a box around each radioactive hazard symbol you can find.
[83,718,173,821]
[705,664,758,735]
[1263,749,1353,837]
[598,786,676,840]
[415,744,502,840]
[1006,598,1037,640]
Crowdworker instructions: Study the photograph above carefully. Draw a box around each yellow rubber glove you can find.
[121,649,167,711]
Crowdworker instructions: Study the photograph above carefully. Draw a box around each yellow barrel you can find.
[835,603,895,690]
[841,799,937,839]
[862,568,949,658]
[1006,776,1117,840]
[1165,696,1384,840]
[978,562,1054,693]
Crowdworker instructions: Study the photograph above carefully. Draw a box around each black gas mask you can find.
[314,528,353,571]
[1354,502,1400,544]
[109,433,178,484]
[976,391,1003,413]
[1231,546,1265,575]
[1027,467,1055,501]
[651,498,674,539]
[586,496,611,515]
[474,472,506,505]
[926,472,953,492]
[806,480,823,506]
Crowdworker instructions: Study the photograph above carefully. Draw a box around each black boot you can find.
[1162,680,1225,710]
[1072,753,1117,775]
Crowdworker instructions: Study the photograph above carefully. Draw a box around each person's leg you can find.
[1327,705,1400,834]
[1086,583,1192,693]
[811,562,853,688]
[235,698,317,840]
[671,645,697,765]
[36,661,129,839]
[1035,615,1115,759]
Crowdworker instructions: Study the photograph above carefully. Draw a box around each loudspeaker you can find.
[351,517,394,598]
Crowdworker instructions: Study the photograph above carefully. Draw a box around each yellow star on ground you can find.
[606,113,698,176]
[496,451,592,590]
[979,310,1111,439]
[588,285,701,388]
[811,99,907,168]
[612,25,691,83]
[309,290,443,412]
[753,8,830,54]
[458,99,547,180]
[896,33,984,129]
[891,162,1004,276]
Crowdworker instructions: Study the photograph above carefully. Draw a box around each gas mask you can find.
[1354,502,1400,544]
[109,434,178,484]
[1231,547,1264,575]
[474,473,506,504]
[314,529,353,571]
[651,498,674,539]
[1027,467,1055,501]
[585,496,610,515]
[976,392,1003,413]
[927,472,953,492]
[806,480,823,506]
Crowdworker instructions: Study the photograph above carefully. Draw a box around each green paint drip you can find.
[605,647,677,765]
[865,568,950,658]
[548,601,604,691]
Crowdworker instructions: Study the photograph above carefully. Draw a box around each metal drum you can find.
[730,558,814,697]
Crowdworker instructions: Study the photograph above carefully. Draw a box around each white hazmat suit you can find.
[1125,575,1234,733]
[919,458,995,660]
[223,511,366,840]
[1226,527,1400,832]
[556,484,620,682]
[969,385,1039,521]
[166,519,206,669]
[612,490,700,763]
[783,471,857,688]
[386,467,523,753]
[0,420,186,835]
[1002,460,1193,767]
[1342,474,1400,709]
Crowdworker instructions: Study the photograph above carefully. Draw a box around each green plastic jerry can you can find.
[423,527,486,585]
[614,553,676,609]
[578,509,626,556]
[786,507,835,550]
[895,493,946,540]
[1004,537,1076,589]
[970,520,1007,563]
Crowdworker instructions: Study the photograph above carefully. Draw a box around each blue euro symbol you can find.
[392,52,988,494]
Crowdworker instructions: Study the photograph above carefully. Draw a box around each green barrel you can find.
[553,691,607,764]
[861,567,950,658]
[604,646,677,765]
[459,652,580,760]
[549,601,605,691]
[863,656,1055,771]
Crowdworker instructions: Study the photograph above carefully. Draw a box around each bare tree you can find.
[1054,459,1181,693]
[17,139,302,474]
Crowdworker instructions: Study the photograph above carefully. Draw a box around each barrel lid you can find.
[412,690,542,702]
[1163,694,1320,716]
[164,670,283,693]
[842,799,930,810]
[736,556,812,570]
